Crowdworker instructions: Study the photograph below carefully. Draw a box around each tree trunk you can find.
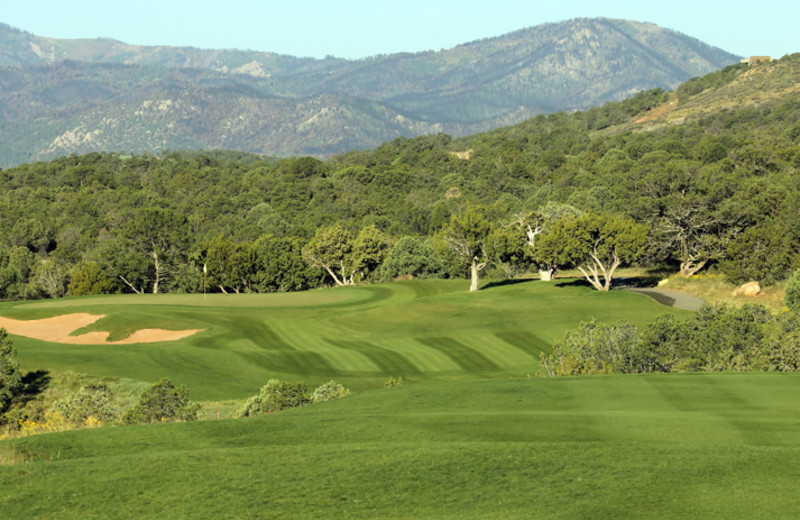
[469,257,488,292]
[469,260,479,292]
[679,259,707,278]
[119,275,142,295]
[470,257,480,292]
[320,263,345,286]
[577,266,606,291]
[151,250,160,294]
[539,269,554,281]
[577,252,621,292]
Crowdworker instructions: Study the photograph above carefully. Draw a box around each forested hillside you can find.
[0,18,738,166]
[1,55,798,301]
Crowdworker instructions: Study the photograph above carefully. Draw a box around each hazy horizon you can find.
[3,1,797,60]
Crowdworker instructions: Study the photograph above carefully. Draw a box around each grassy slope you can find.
[0,280,686,400]
[3,374,800,519]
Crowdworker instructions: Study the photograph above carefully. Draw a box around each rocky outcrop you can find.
[732,281,761,297]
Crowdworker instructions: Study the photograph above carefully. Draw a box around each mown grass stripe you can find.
[494,330,551,356]
[244,322,296,350]
[417,337,501,371]
[381,339,462,372]
[326,339,421,374]
[236,350,341,377]
[457,332,539,368]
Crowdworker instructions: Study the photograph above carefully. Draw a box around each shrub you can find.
[748,312,800,371]
[380,236,442,281]
[311,380,350,403]
[548,320,638,375]
[635,314,684,373]
[385,376,404,387]
[122,378,200,424]
[720,221,799,286]
[675,304,775,371]
[67,262,119,296]
[0,329,22,417]
[54,384,120,426]
[236,379,309,417]
[546,304,800,376]
[785,269,800,311]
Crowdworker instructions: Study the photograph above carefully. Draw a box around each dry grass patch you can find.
[0,443,30,465]
[659,274,786,312]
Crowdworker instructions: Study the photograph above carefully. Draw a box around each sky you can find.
[2,0,797,60]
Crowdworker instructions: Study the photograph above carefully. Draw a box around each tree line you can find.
[1,56,799,299]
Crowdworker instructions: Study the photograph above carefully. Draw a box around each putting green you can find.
[0,279,688,400]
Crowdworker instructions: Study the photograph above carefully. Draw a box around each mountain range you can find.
[0,18,740,167]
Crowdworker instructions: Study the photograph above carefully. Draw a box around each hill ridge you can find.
[0,18,740,167]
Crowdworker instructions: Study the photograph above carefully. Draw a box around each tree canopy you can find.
[1,56,799,298]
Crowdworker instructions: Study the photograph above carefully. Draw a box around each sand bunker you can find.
[0,313,202,345]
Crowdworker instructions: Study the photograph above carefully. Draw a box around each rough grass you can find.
[657,274,786,312]
[2,374,800,519]
[0,279,687,400]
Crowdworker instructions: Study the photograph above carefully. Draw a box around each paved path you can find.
[625,288,705,311]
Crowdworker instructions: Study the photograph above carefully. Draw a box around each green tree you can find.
[785,269,800,311]
[302,224,355,286]
[538,212,650,291]
[381,236,441,280]
[434,205,493,292]
[488,224,534,279]
[0,329,22,416]
[349,225,392,283]
[720,219,800,286]
[501,202,582,280]
[200,235,255,293]
[115,208,191,294]
[122,378,200,424]
[302,224,390,286]
[252,235,319,292]
[67,262,120,296]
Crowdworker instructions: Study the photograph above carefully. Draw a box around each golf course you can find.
[0,279,686,399]
[2,279,800,518]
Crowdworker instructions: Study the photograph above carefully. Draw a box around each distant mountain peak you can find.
[0,18,740,167]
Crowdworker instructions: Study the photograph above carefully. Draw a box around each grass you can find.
[2,373,800,518]
[0,279,687,400]
[657,274,787,312]
[1,280,797,518]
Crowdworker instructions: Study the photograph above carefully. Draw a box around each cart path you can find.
[625,288,705,311]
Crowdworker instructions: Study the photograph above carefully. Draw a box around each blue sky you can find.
[2,0,797,59]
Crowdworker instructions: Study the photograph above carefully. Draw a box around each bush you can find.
[67,262,119,296]
[785,269,800,311]
[720,221,800,286]
[681,304,773,371]
[380,236,442,281]
[545,304,800,376]
[548,320,638,375]
[236,379,309,417]
[311,380,350,403]
[122,378,199,424]
[0,329,22,417]
[54,384,120,426]
[385,376,404,387]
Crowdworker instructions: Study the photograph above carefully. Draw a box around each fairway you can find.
[0,279,687,399]
[3,374,800,519]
